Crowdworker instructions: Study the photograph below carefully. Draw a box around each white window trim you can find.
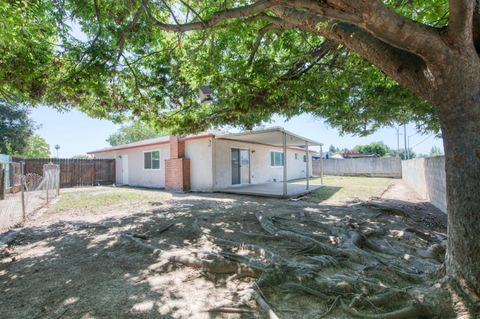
[270,150,284,168]
[143,150,161,170]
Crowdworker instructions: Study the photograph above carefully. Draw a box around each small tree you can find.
[107,122,165,146]
[430,146,443,157]
[18,135,51,158]
[71,154,91,159]
[355,142,390,157]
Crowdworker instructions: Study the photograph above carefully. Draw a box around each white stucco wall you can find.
[93,144,170,188]
[213,139,313,189]
[184,138,214,191]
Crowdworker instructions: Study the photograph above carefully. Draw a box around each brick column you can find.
[165,136,190,192]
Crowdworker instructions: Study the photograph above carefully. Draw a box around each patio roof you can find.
[216,127,322,147]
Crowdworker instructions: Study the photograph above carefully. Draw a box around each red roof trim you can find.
[87,134,214,154]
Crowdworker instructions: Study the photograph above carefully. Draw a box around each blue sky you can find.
[30,106,444,158]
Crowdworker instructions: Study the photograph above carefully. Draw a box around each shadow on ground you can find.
[0,188,449,318]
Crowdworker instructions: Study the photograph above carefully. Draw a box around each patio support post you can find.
[305,141,309,190]
[283,132,287,196]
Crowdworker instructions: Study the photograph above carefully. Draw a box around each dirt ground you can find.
[0,179,449,318]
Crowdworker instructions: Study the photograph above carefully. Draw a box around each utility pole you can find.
[395,126,401,158]
[403,124,408,160]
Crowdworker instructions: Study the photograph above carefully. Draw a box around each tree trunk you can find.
[438,79,480,311]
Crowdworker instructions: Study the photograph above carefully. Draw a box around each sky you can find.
[30,106,444,158]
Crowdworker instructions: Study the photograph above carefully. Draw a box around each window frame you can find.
[143,150,161,170]
[270,151,284,167]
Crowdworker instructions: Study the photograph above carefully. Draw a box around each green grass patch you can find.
[48,188,167,214]
[294,176,392,203]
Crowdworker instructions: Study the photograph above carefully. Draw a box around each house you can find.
[88,127,323,197]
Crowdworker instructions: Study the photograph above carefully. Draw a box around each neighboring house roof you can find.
[88,127,321,155]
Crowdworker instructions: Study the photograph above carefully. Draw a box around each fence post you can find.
[45,165,49,204]
[0,163,4,200]
[21,162,26,221]
[56,165,60,196]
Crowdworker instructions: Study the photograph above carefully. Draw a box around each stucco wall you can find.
[313,157,402,178]
[184,138,213,191]
[213,139,313,189]
[94,144,170,188]
[402,156,447,213]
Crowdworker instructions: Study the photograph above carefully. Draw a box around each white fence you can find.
[402,156,447,213]
[313,157,402,178]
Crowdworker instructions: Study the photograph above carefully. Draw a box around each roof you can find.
[216,127,322,147]
[88,127,322,154]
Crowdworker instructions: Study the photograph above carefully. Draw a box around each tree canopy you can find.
[3,1,480,312]
[0,0,444,135]
[16,134,51,158]
[354,142,390,157]
[107,122,165,146]
[0,101,35,154]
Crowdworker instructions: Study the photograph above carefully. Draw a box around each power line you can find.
[411,135,432,149]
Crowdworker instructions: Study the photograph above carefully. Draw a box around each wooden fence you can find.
[12,158,115,188]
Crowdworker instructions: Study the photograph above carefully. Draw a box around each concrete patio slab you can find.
[215,182,322,199]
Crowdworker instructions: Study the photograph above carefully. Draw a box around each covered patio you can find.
[216,180,323,198]
[214,127,324,198]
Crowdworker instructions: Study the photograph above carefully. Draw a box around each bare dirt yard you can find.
[0,177,451,318]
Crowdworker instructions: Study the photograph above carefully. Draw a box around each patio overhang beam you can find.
[216,127,322,148]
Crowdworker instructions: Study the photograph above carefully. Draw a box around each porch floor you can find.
[215,181,322,199]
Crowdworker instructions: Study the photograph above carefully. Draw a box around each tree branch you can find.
[247,24,279,66]
[449,0,475,45]
[271,7,431,101]
[285,0,447,64]
[142,0,282,32]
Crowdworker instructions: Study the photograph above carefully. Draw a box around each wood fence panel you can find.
[12,158,115,188]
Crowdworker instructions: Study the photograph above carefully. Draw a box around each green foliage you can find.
[390,148,416,160]
[71,154,91,159]
[0,101,35,154]
[17,134,51,158]
[355,142,390,157]
[0,1,446,136]
[328,145,340,154]
[107,121,166,146]
[429,146,443,156]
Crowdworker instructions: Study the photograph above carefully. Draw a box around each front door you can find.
[122,155,129,184]
[231,148,250,185]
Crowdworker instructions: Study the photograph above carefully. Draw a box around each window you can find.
[295,153,299,160]
[144,151,160,169]
[303,154,307,162]
[270,151,284,166]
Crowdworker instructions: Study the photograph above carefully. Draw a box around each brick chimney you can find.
[165,136,190,191]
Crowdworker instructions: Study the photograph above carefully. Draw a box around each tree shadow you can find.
[0,189,449,318]
[309,186,342,202]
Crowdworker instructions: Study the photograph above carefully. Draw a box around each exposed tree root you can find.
[122,205,456,318]
[343,302,430,319]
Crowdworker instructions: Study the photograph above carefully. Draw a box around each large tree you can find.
[107,121,164,146]
[14,134,51,158]
[0,101,35,154]
[2,0,480,315]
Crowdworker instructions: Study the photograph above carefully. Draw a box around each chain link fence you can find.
[0,162,60,230]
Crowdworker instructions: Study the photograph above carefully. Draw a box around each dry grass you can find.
[302,176,393,203]
[47,187,169,215]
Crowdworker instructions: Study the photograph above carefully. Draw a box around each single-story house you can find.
[88,127,323,197]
